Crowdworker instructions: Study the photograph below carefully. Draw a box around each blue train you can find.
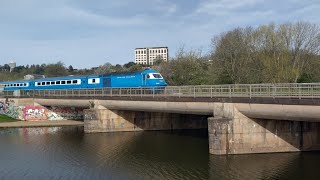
[0,69,167,91]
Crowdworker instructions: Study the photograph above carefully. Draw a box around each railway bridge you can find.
[1,83,320,155]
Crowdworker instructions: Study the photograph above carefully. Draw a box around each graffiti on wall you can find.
[0,99,23,119]
[22,106,84,121]
[47,107,84,120]
[0,100,5,114]
[23,106,48,121]
[1,98,84,121]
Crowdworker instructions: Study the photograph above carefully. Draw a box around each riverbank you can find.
[0,114,20,122]
[0,120,84,128]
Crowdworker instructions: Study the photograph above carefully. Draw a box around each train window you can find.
[37,82,41,86]
[10,84,13,87]
[24,83,27,86]
[42,82,45,85]
[20,83,23,86]
[92,79,96,83]
[51,82,55,85]
[61,81,66,84]
[153,74,162,78]
[67,80,71,84]
[147,75,150,79]
[46,82,50,85]
[17,84,20,87]
[72,80,77,84]
[56,81,61,85]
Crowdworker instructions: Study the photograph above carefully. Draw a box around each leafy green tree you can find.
[94,63,113,75]
[44,61,68,77]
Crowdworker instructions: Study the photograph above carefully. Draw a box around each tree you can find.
[94,63,113,75]
[211,22,320,84]
[68,65,74,72]
[44,61,68,77]
[123,61,136,69]
[153,55,165,66]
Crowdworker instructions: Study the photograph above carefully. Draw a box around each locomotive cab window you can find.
[153,74,163,79]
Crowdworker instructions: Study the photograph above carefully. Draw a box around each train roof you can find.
[34,75,90,81]
[100,68,158,76]
[0,79,31,84]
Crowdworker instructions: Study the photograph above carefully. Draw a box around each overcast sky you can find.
[0,0,319,69]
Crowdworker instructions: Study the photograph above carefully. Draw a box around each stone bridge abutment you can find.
[209,103,320,155]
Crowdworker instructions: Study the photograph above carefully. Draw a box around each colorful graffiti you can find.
[22,106,84,121]
[23,106,48,121]
[47,107,84,120]
[0,98,84,121]
[0,100,5,114]
[0,99,23,119]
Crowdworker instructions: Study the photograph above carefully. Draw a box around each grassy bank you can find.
[0,114,19,122]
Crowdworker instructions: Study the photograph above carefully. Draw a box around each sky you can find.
[0,0,319,69]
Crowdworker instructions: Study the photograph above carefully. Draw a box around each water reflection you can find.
[0,127,319,179]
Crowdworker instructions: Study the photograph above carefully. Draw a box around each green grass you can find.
[0,114,19,122]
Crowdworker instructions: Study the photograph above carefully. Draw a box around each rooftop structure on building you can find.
[8,61,16,72]
[135,47,168,65]
[24,74,46,80]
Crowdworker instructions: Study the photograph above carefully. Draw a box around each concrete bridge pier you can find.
[84,106,208,133]
[208,103,320,155]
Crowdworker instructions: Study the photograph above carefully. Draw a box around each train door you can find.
[103,78,111,87]
[142,74,149,86]
[142,74,145,86]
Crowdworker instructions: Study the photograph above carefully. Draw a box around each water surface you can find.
[0,127,319,179]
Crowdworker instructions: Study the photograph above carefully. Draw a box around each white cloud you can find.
[195,0,264,16]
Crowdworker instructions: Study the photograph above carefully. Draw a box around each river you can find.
[0,126,319,179]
